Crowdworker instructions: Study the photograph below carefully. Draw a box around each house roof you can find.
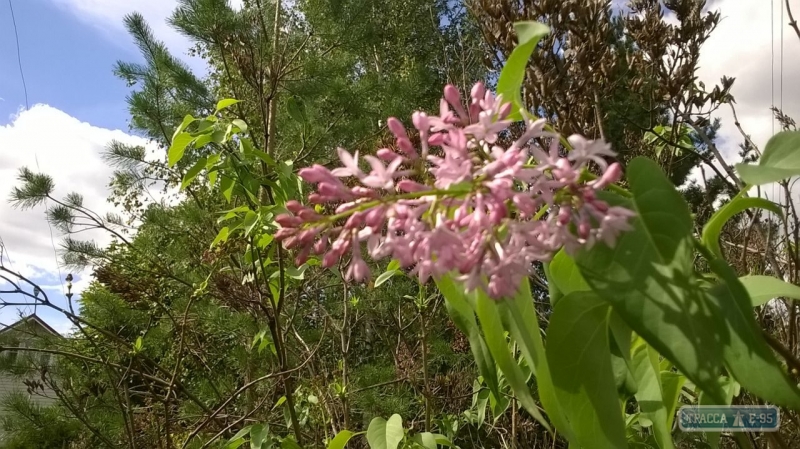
[0,314,62,338]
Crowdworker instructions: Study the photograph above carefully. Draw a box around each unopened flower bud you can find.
[470,82,486,102]
[387,117,408,139]
[412,111,429,131]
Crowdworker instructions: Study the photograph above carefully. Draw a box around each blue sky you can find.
[0,0,138,130]
[0,0,192,332]
[0,0,795,333]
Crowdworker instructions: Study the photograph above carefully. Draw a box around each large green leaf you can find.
[739,275,800,307]
[327,430,363,449]
[631,340,675,449]
[221,174,235,202]
[660,372,685,430]
[173,114,196,140]
[703,252,800,409]
[548,250,589,297]
[576,157,726,403]
[701,192,781,258]
[609,313,637,398]
[250,424,269,449]
[545,292,626,449]
[412,432,438,449]
[498,281,572,439]
[181,156,208,190]
[366,415,404,449]
[542,262,563,306]
[496,22,550,121]
[473,290,549,430]
[436,276,500,398]
[736,131,800,184]
[168,132,194,167]
[215,98,241,113]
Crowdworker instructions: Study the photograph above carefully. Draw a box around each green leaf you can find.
[374,269,399,288]
[219,205,250,221]
[660,372,685,430]
[251,330,265,350]
[224,439,246,449]
[473,289,549,430]
[736,131,800,184]
[286,97,306,123]
[489,389,510,420]
[168,132,194,167]
[327,430,362,449]
[206,153,221,168]
[233,119,248,132]
[549,250,590,298]
[248,148,277,167]
[542,262,563,307]
[545,292,626,449]
[173,114,196,140]
[230,426,252,442]
[631,340,675,449]
[286,264,307,280]
[739,275,800,307]
[250,424,269,449]
[413,432,437,449]
[212,227,230,247]
[257,234,274,249]
[195,133,213,148]
[435,275,500,398]
[497,280,572,439]
[280,437,301,449]
[216,98,241,113]
[192,119,215,136]
[496,21,550,121]
[433,435,453,447]
[181,156,208,190]
[386,259,401,272]
[221,175,235,202]
[576,157,726,403]
[609,313,637,397]
[212,129,227,144]
[471,380,489,426]
[701,192,781,258]
[244,211,259,236]
[703,252,800,409]
[366,414,404,449]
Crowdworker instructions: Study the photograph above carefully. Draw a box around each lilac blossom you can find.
[276,82,635,299]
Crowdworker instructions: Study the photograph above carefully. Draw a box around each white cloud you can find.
[0,105,151,317]
[46,0,243,73]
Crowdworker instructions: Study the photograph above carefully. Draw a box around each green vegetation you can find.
[2,1,800,448]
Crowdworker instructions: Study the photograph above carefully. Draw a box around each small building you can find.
[0,315,62,441]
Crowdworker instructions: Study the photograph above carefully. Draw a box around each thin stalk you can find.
[340,273,352,430]
[420,296,432,432]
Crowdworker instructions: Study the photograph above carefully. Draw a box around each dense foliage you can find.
[2,1,800,449]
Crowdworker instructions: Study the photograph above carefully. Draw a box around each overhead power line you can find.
[7,0,29,110]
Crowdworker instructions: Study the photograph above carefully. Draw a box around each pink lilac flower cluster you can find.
[275,83,635,299]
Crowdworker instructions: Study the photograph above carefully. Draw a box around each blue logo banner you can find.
[678,405,780,432]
